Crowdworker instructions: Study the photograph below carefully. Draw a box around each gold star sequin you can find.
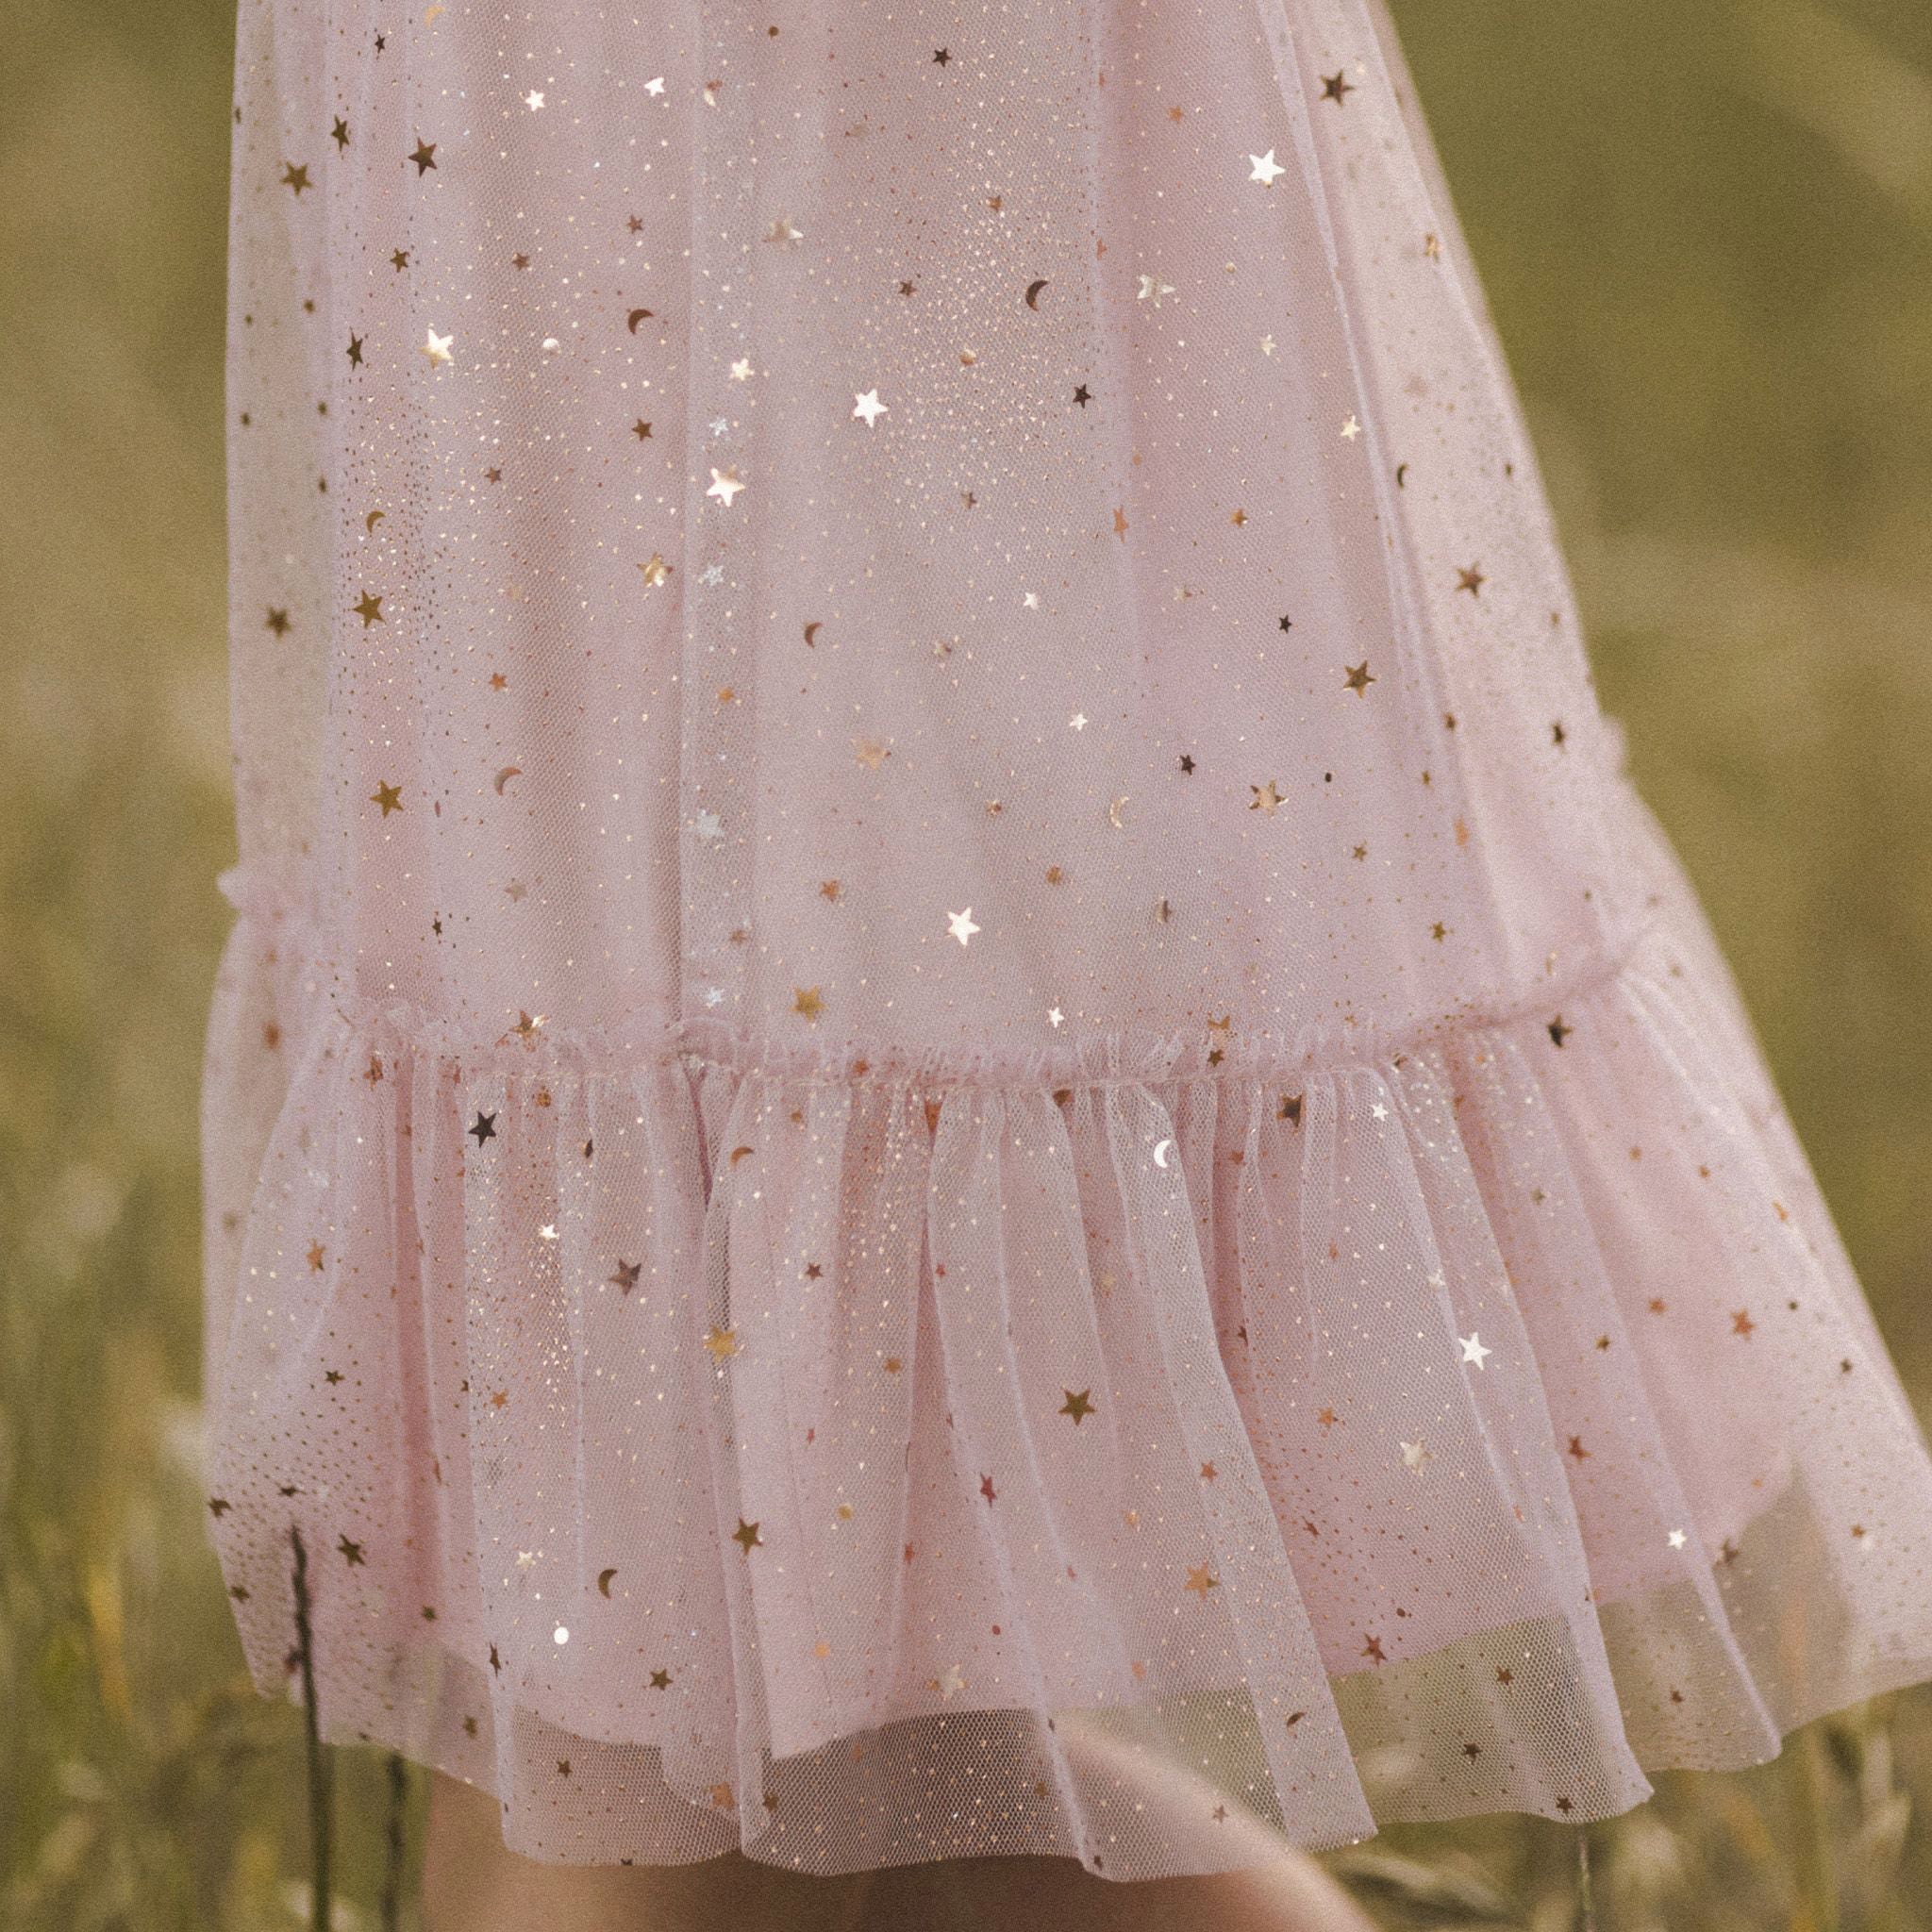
[704,1324,741,1360]
[1456,563,1487,596]
[1321,70,1356,105]
[1249,778,1285,814]
[732,1519,762,1553]
[408,139,438,175]
[354,591,385,625]
[792,987,824,1021]
[371,780,404,815]
[1058,1389,1095,1424]
[281,161,312,194]
[640,553,673,586]
[1183,1563,1220,1599]
[1342,659,1376,696]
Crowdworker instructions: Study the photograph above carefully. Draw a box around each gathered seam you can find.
[218,864,1663,1091]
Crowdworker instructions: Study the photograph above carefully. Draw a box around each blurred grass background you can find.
[1,0,1929,1924]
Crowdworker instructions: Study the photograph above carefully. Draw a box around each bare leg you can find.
[422,1762,1377,1932]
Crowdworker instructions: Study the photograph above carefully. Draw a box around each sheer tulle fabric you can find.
[204,0,1932,1876]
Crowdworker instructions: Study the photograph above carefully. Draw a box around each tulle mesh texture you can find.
[204,0,1932,1877]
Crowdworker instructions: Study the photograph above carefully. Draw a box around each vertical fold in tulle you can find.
[674,1070,772,1830]
[307,1042,406,1681]
[742,1083,931,1748]
[724,1076,883,1758]
[455,1064,574,1818]
[406,1034,486,1676]
[922,1090,1100,1824]
[625,1060,739,1752]
[1097,1082,1375,1848]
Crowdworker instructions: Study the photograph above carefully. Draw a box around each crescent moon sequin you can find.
[596,1568,617,1597]
[1153,1139,1174,1169]
[804,621,822,646]
[493,766,522,794]
[364,509,386,532]
[626,308,654,333]
[1024,278,1049,308]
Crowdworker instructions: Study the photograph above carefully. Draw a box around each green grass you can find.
[4,0,1930,1924]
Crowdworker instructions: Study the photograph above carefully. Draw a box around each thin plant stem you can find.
[380,1751,409,1932]
[1786,1723,1840,1932]
[290,1524,334,1932]
[1576,1825,1598,1932]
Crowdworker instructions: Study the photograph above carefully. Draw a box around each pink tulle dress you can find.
[202,0,1932,1881]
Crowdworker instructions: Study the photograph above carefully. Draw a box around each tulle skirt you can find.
[203,0,1932,1876]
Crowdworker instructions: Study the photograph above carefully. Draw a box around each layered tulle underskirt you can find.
[200,802,1932,1879]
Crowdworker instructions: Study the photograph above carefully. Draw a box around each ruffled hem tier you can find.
[200,861,1932,1877]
